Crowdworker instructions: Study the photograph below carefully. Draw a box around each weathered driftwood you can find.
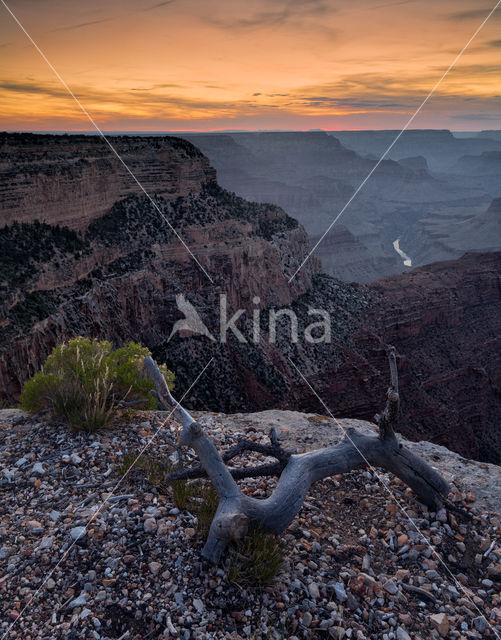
[143,349,449,564]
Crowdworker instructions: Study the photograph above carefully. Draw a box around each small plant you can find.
[20,337,174,432]
[117,451,191,509]
[227,525,284,586]
[117,451,165,485]
[171,477,191,510]
[194,484,219,535]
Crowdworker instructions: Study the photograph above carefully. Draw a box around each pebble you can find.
[430,613,449,637]
[70,526,86,540]
[149,561,162,575]
[436,508,447,523]
[193,598,204,613]
[302,611,312,627]
[0,410,498,640]
[69,593,87,609]
[143,518,157,533]
[472,616,488,634]
[383,580,398,595]
[334,582,347,602]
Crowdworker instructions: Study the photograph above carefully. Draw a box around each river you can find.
[393,238,412,267]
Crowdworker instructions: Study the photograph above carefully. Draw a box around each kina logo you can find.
[168,294,215,342]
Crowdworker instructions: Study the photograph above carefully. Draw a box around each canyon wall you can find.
[180,131,499,280]
[0,133,216,230]
[368,252,501,463]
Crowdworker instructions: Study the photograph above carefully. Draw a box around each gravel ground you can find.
[0,410,500,640]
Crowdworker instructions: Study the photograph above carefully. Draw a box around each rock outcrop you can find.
[0,133,216,230]
[368,252,501,464]
[0,179,318,401]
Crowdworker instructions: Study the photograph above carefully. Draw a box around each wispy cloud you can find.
[452,112,501,120]
[0,78,258,115]
[448,7,501,22]
[143,0,175,11]
[371,0,416,10]
[488,39,501,47]
[205,0,332,30]
[51,18,112,33]
[0,80,68,97]
[299,95,411,109]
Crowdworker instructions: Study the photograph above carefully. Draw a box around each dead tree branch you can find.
[143,353,450,564]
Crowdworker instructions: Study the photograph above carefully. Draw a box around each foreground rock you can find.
[0,409,500,639]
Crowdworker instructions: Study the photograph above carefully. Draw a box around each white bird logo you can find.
[168,294,215,341]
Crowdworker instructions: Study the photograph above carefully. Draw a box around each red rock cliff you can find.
[0,133,216,230]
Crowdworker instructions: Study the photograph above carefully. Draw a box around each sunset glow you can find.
[1,0,500,131]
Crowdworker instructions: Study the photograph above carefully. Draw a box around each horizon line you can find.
[3,127,500,134]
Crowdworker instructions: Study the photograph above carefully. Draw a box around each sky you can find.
[0,0,500,131]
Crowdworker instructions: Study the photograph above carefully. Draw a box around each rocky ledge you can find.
[0,133,216,231]
[0,409,499,639]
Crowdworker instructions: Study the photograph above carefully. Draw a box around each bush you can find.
[193,484,219,534]
[227,525,284,586]
[116,445,220,516]
[20,337,174,431]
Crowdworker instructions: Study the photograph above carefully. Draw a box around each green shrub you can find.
[194,484,219,535]
[117,450,190,509]
[170,477,191,510]
[20,337,174,431]
[227,525,284,586]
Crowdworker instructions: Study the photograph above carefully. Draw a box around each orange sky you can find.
[1,0,500,131]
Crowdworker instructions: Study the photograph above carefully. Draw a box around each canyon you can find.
[0,132,216,230]
[0,133,500,465]
[180,130,500,281]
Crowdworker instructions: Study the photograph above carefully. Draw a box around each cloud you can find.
[0,78,262,116]
[204,0,332,30]
[452,113,501,120]
[448,8,501,22]
[301,73,418,98]
[51,18,112,32]
[371,0,416,9]
[432,63,501,75]
[143,1,175,11]
[300,96,410,109]
[488,39,501,47]
[0,81,68,98]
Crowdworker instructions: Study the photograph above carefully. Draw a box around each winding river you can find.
[393,238,412,267]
